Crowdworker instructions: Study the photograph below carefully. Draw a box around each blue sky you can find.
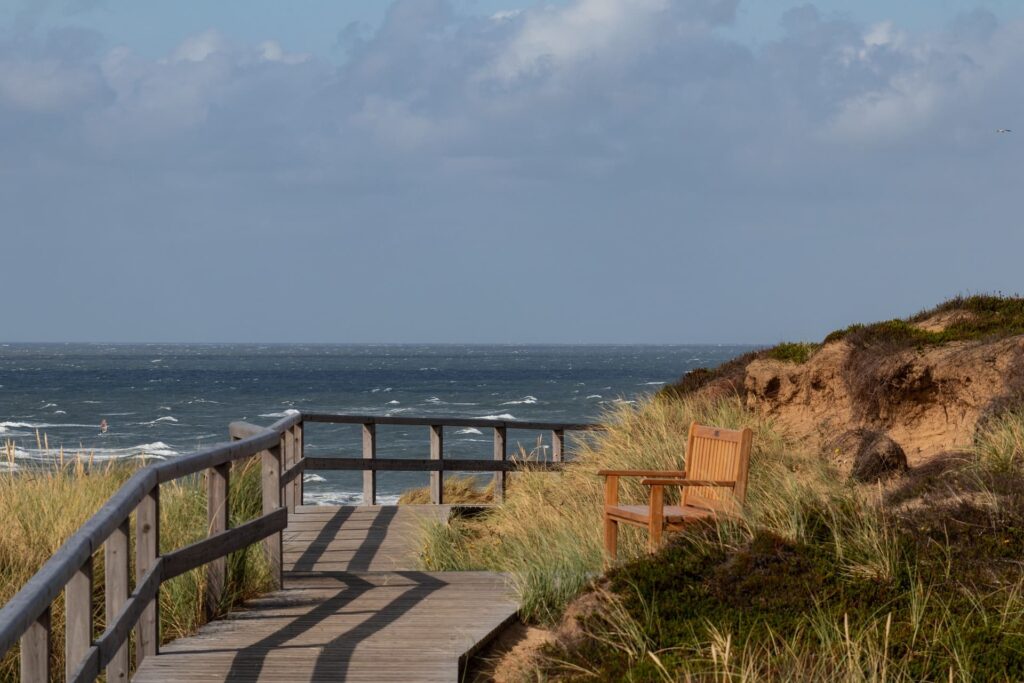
[2,0,1023,343]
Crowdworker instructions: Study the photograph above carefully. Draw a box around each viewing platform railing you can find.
[0,411,600,682]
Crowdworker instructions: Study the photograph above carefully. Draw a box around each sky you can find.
[1,0,1022,344]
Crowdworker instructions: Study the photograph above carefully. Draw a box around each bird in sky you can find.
[996,128,1012,133]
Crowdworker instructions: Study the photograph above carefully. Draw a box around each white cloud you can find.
[258,40,310,65]
[489,0,667,79]
[170,30,227,63]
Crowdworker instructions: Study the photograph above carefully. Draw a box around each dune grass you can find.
[420,397,1024,680]
[0,445,272,680]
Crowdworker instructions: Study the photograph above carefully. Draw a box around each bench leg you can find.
[604,515,618,563]
[648,485,664,552]
[648,518,663,551]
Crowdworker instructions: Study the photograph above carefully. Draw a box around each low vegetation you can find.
[0,446,272,680]
[398,474,495,505]
[826,294,1024,347]
[661,294,1024,400]
[420,397,1024,680]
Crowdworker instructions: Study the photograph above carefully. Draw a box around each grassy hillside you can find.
[417,396,1024,680]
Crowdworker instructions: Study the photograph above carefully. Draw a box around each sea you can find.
[0,344,752,504]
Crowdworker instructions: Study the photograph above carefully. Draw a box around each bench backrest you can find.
[682,421,753,514]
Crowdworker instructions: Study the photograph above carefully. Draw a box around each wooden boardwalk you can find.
[134,505,518,682]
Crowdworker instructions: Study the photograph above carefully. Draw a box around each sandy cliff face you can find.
[737,336,1024,463]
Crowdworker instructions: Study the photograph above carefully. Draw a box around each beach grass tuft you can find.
[0,449,272,680]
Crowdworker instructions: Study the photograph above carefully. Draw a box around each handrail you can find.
[0,410,597,682]
[301,411,601,431]
[0,412,301,681]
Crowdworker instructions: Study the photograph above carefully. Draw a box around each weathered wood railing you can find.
[283,413,598,505]
[0,412,597,682]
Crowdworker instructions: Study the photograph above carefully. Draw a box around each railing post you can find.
[493,426,507,503]
[553,429,565,462]
[430,425,443,504]
[20,605,50,683]
[135,485,160,666]
[65,554,93,680]
[105,518,130,682]
[294,422,304,507]
[205,461,230,620]
[262,443,283,589]
[362,422,376,506]
[283,427,296,513]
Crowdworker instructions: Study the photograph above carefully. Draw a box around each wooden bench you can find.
[599,422,752,560]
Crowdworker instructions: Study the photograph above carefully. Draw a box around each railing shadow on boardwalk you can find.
[218,571,447,681]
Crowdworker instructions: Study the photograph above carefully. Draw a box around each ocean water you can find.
[0,344,752,503]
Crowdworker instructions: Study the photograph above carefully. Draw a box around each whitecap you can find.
[258,409,301,418]
[303,490,400,506]
[641,381,666,385]
[501,396,537,405]
[456,428,483,435]
[0,421,96,429]
[479,413,516,421]
[387,400,400,405]
[586,394,603,399]
[134,442,178,457]
[41,403,58,408]
[53,410,66,415]
[303,473,327,483]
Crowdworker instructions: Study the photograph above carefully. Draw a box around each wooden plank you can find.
[283,427,296,512]
[362,422,376,506]
[104,519,130,682]
[280,461,305,488]
[97,561,162,671]
[163,509,288,581]
[135,485,160,666]
[430,425,443,505]
[65,554,93,681]
[295,422,304,506]
[133,568,519,683]
[262,446,283,590]
[493,427,507,503]
[19,605,50,683]
[553,428,565,462]
[205,462,230,620]
[67,645,99,683]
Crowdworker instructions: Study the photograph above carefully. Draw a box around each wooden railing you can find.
[0,412,597,682]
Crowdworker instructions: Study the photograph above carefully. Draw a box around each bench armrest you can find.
[597,469,687,478]
[640,479,736,488]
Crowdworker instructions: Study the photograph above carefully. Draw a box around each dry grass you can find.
[422,397,1024,680]
[397,474,495,505]
[0,444,271,680]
